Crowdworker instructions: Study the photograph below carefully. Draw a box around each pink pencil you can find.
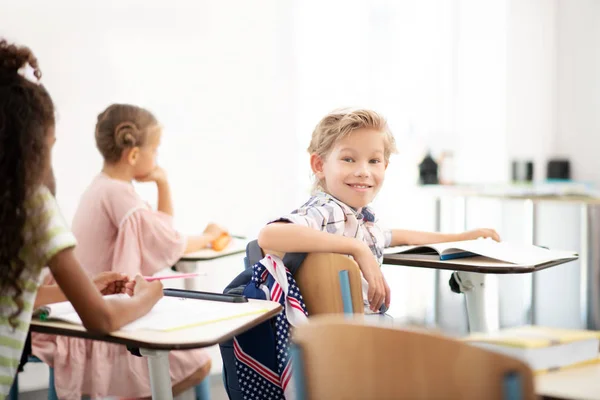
[144,273,200,282]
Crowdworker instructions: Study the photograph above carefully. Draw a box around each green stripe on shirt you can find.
[0,317,29,333]
[21,280,38,293]
[0,336,23,350]
[0,356,19,369]
[0,374,17,386]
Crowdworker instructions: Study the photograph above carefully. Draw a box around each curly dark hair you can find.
[0,39,55,327]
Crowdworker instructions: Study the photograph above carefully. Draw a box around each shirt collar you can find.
[314,191,377,223]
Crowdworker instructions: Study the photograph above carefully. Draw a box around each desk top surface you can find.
[535,362,600,400]
[30,299,281,351]
[382,254,577,274]
[179,238,247,261]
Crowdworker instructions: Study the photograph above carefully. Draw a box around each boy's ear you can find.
[125,147,140,166]
[310,153,325,179]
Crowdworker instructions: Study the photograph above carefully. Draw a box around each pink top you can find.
[72,173,187,277]
[32,174,210,399]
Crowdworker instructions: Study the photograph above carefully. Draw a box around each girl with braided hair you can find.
[33,103,223,399]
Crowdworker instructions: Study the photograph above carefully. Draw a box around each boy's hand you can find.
[137,166,168,185]
[460,228,501,242]
[93,272,130,295]
[353,243,390,312]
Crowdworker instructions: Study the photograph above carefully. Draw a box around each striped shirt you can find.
[0,186,76,398]
[274,191,392,313]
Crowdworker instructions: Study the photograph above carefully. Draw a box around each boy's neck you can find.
[102,162,134,182]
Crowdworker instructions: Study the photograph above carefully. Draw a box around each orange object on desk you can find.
[211,233,232,251]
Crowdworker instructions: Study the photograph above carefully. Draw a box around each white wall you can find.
[555,0,600,186]
[453,0,509,184]
[0,0,298,238]
[506,0,558,182]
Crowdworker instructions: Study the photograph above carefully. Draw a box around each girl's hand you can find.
[93,272,130,295]
[203,223,228,243]
[132,275,163,300]
[353,242,390,312]
[124,278,136,296]
[137,166,168,184]
[460,228,501,242]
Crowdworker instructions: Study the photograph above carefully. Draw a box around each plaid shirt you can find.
[274,191,392,312]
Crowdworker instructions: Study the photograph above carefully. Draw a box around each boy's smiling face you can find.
[311,128,388,209]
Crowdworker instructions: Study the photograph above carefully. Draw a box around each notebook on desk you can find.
[384,238,577,266]
[34,293,271,332]
[464,325,600,373]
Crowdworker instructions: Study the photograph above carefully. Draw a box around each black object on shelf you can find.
[511,160,534,182]
[547,159,571,180]
[419,152,439,185]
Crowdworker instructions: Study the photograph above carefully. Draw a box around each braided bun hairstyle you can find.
[95,104,158,163]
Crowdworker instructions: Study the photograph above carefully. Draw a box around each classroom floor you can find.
[17,359,229,400]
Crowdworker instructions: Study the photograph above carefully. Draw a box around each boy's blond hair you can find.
[307,108,398,192]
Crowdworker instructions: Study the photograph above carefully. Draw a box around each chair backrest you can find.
[292,316,536,400]
[220,243,365,400]
[249,239,364,315]
[294,253,364,315]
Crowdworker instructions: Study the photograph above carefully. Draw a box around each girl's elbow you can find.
[82,318,112,334]
[81,309,118,334]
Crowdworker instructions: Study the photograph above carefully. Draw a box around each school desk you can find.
[535,361,600,400]
[417,186,599,331]
[175,238,248,290]
[383,253,577,333]
[30,298,281,400]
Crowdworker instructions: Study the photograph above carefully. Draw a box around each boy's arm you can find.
[258,223,390,311]
[390,228,500,247]
[258,222,364,256]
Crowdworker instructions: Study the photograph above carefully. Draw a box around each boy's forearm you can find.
[258,223,364,257]
[390,229,462,246]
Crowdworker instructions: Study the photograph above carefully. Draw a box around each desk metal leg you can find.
[524,199,537,324]
[455,271,499,333]
[431,196,442,327]
[140,349,173,400]
[175,261,198,290]
[580,204,590,329]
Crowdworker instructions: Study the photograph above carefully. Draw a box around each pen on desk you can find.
[144,273,200,282]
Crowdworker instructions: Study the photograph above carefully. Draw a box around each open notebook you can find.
[34,294,270,332]
[384,238,578,266]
